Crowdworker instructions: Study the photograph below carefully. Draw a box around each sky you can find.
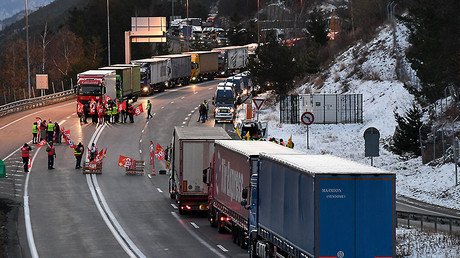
[236,21,460,255]
[0,0,54,22]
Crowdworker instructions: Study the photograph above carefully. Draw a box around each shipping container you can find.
[247,154,395,258]
[99,65,140,101]
[170,127,231,214]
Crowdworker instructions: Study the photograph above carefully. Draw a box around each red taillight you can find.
[185,205,192,210]
[226,217,231,221]
[220,216,226,221]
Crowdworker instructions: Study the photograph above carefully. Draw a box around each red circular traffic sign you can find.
[301,112,315,125]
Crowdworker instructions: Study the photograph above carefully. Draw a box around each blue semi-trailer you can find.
[242,154,395,258]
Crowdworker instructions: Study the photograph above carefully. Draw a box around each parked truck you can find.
[76,70,116,116]
[155,54,192,87]
[184,51,219,83]
[238,152,395,258]
[212,46,248,76]
[170,126,231,214]
[205,141,301,241]
[131,58,169,95]
[99,64,140,102]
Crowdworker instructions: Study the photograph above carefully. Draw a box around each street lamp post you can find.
[25,0,31,98]
[107,0,111,65]
[257,0,260,44]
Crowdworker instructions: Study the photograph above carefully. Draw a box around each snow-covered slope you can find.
[258,22,460,209]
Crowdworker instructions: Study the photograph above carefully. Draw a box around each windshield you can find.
[216,90,234,105]
[79,85,103,95]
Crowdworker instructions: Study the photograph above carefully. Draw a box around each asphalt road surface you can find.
[0,80,247,257]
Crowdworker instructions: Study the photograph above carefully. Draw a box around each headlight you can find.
[192,77,196,81]
[243,89,248,95]
[142,86,149,92]
[230,108,234,113]
[215,108,219,113]
[221,72,225,75]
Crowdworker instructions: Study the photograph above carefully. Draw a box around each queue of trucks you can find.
[76,44,251,114]
[170,137,396,258]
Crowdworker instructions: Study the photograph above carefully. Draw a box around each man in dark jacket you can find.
[46,141,56,169]
[74,142,84,169]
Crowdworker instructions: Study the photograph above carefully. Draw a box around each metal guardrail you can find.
[0,90,75,118]
[397,211,460,235]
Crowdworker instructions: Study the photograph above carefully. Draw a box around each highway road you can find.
[0,80,246,257]
[2,79,460,257]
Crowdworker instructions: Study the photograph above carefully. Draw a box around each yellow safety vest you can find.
[47,123,55,132]
[32,124,38,134]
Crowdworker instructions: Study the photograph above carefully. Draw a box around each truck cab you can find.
[213,83,236,123]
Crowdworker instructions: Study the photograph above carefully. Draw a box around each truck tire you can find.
[209,209,217,227]
[217,213,226,233]
[178,207,185,215]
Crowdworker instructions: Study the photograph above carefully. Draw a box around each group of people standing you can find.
[81,100,135,125]
[198,100,209,123]
[32,120,61,144]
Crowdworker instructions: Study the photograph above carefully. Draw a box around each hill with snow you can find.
[248,20,460,255]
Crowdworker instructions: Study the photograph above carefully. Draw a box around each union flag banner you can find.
[36,117,42,125]
[94,148,107,163]
[134,103,143,116]
[118,155,134,168]
[118,100,126,111]
[36,140,47,147]
[77,102,84,114]
[155,144,165,161]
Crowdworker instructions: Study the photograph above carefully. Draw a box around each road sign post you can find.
[252,98,265,121]
[301,112,314,149]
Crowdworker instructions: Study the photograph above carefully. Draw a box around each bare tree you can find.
[49,27,84,79]
[40,22,52,73]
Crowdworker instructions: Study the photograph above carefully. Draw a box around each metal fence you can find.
[397,211,460,235]
[280,94,299,124]
[0,89,75,118]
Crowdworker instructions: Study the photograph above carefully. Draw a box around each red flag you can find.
[104,95,111,105]
[118,100,126,111]
[134,103,143,116]
[36,140,47,147]
[36,117,42,125]
[77,102,84,114]
[95,149,105,163]
[118,155,127,167]
[155,144,165,161]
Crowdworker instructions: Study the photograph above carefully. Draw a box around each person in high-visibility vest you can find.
[113,103,119,123]
[47,120,55,142]
[107,105,113,124]
[21,143,32,172]
[32,122,39,144]
[74,142,84,169]
[146,100,152,119]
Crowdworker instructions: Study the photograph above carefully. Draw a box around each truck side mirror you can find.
[242,188,248,199]
[202,168,208,184]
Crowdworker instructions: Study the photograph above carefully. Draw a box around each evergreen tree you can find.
[402,0,460,103]
[248,40,300,96]
[306,9,328,47]
[392,102,423,156]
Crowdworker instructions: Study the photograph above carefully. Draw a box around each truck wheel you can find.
[209,210,217,227]
[217,213,225,233]
[178,207,185,215]
[232,225,238,243]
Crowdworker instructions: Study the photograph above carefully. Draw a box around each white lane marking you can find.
[194,92,198,95]
[141,129,145,133]
[182,121,186,125]
[66,116,71,119]
[153,113,156,116]
[147,174,151,179]
[0,102,74,130]
[170,101,174,104]
[139,150,142,154]
[181,97,185,100]
[181,126,184,128]
[190,222,199,229]
[24,148,41,258]
[187,113,191,117]
[208,87,213,90]
[171,204,178,209]
[157,188,163,193]
[60,119,67,124]
[139,139,142,143]
[161,107,165,109]
[171,212,226,257]
[184,117,189,121]
[87,124,147,258]
[194,107,198,110]
[217,245,228,252]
